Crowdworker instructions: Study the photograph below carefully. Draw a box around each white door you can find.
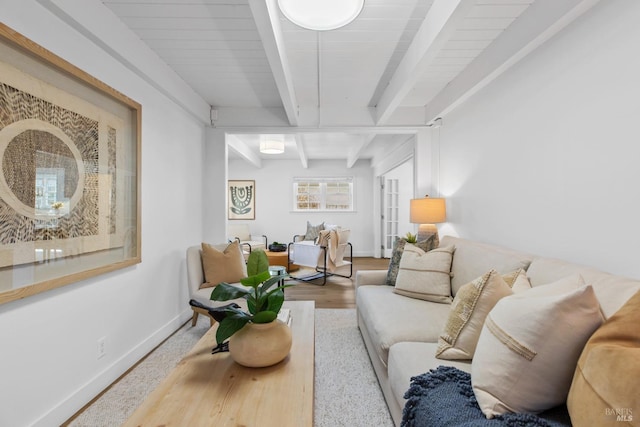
[382,178,399,258]
[380,160,414,258]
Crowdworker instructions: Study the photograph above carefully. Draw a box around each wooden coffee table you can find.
[123,301,315,426]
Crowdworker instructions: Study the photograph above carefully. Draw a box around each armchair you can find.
[288,228,353,285]
[186,243,248,326]
[227,223,267,253]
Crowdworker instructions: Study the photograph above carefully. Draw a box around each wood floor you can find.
[284,257,389,309]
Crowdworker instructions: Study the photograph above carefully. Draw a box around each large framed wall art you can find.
[0,24,141,305]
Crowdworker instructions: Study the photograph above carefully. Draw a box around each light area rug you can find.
[68,309,394,427]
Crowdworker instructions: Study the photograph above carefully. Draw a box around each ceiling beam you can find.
[296,134,308,169]
[347,134,376,169]
[424,0,602,124]
[374,0,475,125]
[227,134,262,168]
[248,0,299,126]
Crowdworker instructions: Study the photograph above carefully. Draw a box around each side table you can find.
[265,250,299,272]
[268,265,287,290]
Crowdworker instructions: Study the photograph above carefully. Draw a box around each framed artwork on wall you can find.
[228,180,255,220]
[0,23,142,305]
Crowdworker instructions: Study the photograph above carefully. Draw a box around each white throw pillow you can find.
[393,244,454,303]
[472,278,604,418]
[436,270,513,360]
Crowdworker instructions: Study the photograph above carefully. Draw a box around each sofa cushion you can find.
[472,281,604,418]
[356,286,451,367]
[567,289,640,426]
[440,236,533,296]
[393,244,454,303]
[200,241,247,288]
[388,342,471,412]
[436,270,513,360]
[526,257,640,318]
[385,236,437,286]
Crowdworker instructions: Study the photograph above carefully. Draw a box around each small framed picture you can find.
[228,180,255,220]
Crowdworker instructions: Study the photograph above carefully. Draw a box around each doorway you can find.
[380,159,414,258]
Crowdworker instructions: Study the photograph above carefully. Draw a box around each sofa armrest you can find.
[355,270,388,289]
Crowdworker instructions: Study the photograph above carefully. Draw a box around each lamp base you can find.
[417,224,440,248]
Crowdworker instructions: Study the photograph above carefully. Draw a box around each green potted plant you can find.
[404,232,417,243]
[210,250,294,367]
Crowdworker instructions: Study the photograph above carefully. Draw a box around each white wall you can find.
[0,2,207,426]
[227,158,375,256]
[437,0,640,279]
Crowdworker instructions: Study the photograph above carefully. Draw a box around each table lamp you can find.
[410,196,446,247]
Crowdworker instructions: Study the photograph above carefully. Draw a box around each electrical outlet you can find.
[97,337,106,359]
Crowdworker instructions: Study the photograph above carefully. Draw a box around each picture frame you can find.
[228,180,255,220]
[0,23,141,305]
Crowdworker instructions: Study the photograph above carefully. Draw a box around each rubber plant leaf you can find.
[210,283,251,301]
[252,310,277,324]
[216,316,249,344]
[246,250,269,276]
[260,274,287,293]
[265,288,285,314]
[240,271,272,288]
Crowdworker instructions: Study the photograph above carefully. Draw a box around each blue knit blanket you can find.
[401,366,572,427]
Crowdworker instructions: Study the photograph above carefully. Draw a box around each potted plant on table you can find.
[210,250,294,367]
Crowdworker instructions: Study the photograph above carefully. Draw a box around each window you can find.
[293,177,354,211]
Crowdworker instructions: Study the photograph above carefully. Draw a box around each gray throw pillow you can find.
[385,235,437,286]
[304,221,324,241]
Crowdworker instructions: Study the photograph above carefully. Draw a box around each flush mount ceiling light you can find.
[278,0,365,31]
[259,135,285,154]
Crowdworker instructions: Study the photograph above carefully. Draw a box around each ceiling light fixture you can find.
[260,135,285,154]
[278,0,365,31]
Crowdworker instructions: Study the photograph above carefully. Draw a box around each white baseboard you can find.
[33,309,192,427]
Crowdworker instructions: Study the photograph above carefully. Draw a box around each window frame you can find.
[292,177,355,212]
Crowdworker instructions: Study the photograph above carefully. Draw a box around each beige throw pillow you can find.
[472,279,604,418]
[436,270,513,360]
[567,290,640,426]
[501,268,532,293]
[200,241,247,288]
[385,236,437,286]
[393,244,454,303]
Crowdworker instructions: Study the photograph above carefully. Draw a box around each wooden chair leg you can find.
[191,306,217,327]
[191,309,199,327]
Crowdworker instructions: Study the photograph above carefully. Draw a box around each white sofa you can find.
[355,236,640,426]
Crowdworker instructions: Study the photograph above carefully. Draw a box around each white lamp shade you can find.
[278,0,365,31]
[260,135,285,154]
[410,197,446,224]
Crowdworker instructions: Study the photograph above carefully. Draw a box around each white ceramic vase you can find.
[229,319,292,368]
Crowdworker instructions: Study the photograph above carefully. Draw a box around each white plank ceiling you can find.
[102,0,600,168]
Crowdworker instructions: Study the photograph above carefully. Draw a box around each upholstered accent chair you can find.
[186,244,248,326]
[227,223,267,253]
